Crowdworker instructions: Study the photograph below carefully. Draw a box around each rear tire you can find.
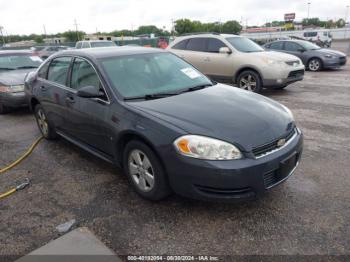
[308,58,322,72]
[34,104,57,140]
[0,102,10,114]
[123,140,171,201]
[236,70,262,93]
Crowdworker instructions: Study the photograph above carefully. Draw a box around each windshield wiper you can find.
[15,66,38,69]
[124,84,214,101]
[177,83,213,94]
[124,92,178,101]
[0,67,15,70]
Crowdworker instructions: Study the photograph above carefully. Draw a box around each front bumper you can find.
[0,92,28,108]
[263,69,305,88]
[162,130,303,202]
[323,56,347,69]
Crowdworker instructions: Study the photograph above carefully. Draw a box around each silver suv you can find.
[167,33,305,92]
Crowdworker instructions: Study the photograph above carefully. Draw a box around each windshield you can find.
[91,42,116,48]
[0,54,42,70]
[100,52,212,99]
[298,41,321,50]
[226,37,264,53]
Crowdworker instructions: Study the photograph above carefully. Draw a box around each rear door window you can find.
[47,57,71,86]
[81,42,90,48]
[207,38,227,53]
[186,38,207,52]
[284,42,302,52]
[269,41,284,50]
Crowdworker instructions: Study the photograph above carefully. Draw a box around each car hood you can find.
[128,84,294,151]
[253,51,300,61]
[0,69,35,86]
[310,48,346,57]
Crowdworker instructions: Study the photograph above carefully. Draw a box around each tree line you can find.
[264,18,346,29]
[1,17,347,44]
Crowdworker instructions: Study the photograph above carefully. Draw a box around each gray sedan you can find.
[264,40,347,71]
[0,50,42,113]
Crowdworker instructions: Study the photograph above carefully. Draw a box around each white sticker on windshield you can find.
[30,56,42,62]
[181,67,201,79]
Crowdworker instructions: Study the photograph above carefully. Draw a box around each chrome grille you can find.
[252,128,297,158]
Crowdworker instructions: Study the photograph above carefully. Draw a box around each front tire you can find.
[308,58,322,72]
[123,140,171,201]
[34,104,57,140]
[236,70,262,93]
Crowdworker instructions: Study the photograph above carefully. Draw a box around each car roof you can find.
[57,46,166,59]
[175,33,240,40]
[0,50,33,55]
[78,40,113,43]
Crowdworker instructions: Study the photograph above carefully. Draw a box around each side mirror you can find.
[25,71,37,83]
[77,86,105,98]
[219,47,232,54]
[297,48,305,52]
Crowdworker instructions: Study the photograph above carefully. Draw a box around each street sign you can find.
[284,13,296,22]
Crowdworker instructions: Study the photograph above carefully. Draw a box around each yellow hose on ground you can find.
[0,188,16,199]
[0,136,43,174]
[0,136,43,200]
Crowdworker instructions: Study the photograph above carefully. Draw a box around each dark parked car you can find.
[0,50,42,113]
[264,40,347,71]
[31,46,71,59]
[25,47,303,201]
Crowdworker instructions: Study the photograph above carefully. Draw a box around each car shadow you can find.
[2,107,32,116]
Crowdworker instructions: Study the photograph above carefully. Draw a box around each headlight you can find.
[10,85,25,92]
[281,104,294,120]
[0,85,24,93]
[265,59,285,66]
[174,135,242,160]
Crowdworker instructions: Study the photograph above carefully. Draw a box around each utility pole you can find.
[0,26,5,45]
[345,5,349,39]
[74,19,80,41]
[307,2,311,23]
[171,19,175,37]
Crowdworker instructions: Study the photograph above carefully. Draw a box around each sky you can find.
[0,0,349,35]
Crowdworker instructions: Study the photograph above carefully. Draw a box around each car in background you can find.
[0,50,42,113]
[167,33,305,93]
[25,47,303,202]
[264,40,347,72]
[75,40,117,49]
[31,46,71,59]
[303,31,332,48]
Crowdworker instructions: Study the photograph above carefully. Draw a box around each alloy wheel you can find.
[128,149,155,192]
[239,74,257,91]
[37,109,49,136]
[309,59,321,71]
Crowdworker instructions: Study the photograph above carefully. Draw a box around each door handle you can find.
[65,96,75,104]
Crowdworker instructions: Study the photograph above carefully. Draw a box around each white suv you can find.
[167,33,305,93]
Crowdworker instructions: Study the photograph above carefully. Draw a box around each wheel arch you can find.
[234,67,263,84]
[115,131,164,169]
[30,97,40,112]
